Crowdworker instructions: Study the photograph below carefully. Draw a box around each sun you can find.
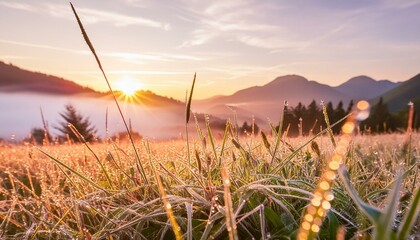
[116,78,142,96]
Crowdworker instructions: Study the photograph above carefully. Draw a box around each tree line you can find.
[360,98,418,133]
[274,100,353,137]
[26,99,417,145]
[272,99,417,137]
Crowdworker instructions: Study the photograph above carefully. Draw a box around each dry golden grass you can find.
[0,132,418,239]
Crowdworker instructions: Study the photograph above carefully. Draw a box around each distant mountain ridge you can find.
[194,74,409,124]
[2,60,414,119]
[371,73,420,113]
[0,61,227,140]
[208,75,351,105]
[0,61,183,107]
[335,75,400,100]
[195,75,354,122]
[0,61,98,95]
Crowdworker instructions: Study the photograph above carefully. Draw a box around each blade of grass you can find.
[68,123,114,189]
[185,202,193,240]
[144,140,183,240]
[377,170,403,240]
[398,186,420,240]
[221,166,239,240]
[270,101,286,164]
[185,73,196,166]
[186,72,196,124]
[219,120,231,158]
[338,165,382,223]
[36,147,109,193]
[321,101,336,148]
[205,115,218,167]
[70,2,148,184]
[272,112,351,174]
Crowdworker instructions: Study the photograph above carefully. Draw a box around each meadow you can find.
[0,127,418,239]
[0,3,418,239]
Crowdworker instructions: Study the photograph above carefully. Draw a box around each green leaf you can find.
[338,165,382,222]
[376,171,403,239]
[398,187,420,240]
[326,211,340,240]
[264,207,282,229]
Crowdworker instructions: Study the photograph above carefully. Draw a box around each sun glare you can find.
[117,78,142,96]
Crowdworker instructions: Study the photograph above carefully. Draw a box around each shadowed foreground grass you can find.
[0,132,418,239]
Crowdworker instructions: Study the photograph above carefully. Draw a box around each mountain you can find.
[111,90,183,108]
[210,75,350,104]
[370,73,420,113]
[0,61,98,95]
[195,75,352,122]
[0,61,183,108]
[335,75,399,100]
[0,61,227,140]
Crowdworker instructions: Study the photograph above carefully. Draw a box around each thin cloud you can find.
[0,38,204,66]
[1,2,170,30]
[178,1,283,48]
[384,0,420,9]
[104,52,204,62]
[103,52,166,62]
[83,8,169,29]
[121,0,155,8]
[179,29,218,47]
[0,55,32,60]
[0,39,89,55]
[65,70,190,75]
[199,64,290,79]
[0,1,36,12]
[237,35,309,51]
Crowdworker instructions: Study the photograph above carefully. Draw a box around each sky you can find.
[1,0,420,100]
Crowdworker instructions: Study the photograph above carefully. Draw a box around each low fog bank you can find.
[0,93,187,141]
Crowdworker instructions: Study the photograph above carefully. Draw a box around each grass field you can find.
[0,129,418,239]
[1,4,417,239]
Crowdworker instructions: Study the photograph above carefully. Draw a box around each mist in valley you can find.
[0,92,187,141]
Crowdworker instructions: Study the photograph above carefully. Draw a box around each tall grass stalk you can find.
[221,166,239,240]
[205,115,218,167]
[270,101,287,164]
[68,123,114,189]
[70,2,148,184]
[185,73,196,167]
[36,147,108,193]
[321,101,336,148]
[270,112,351,175]
[105,106,109,142]
[145,141,183,239]
[39,107,50,145]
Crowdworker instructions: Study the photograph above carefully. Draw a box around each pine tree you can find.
[56,104,97,142]
[306,100,320,134]
[361,97,393,133]
[332,101,346,134]
[346,100,354,114]
[282,104,294,135]
[29,128,52,145]
[239,121,259,135]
